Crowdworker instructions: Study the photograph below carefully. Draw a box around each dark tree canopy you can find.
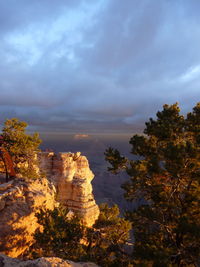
[105,103,200,267]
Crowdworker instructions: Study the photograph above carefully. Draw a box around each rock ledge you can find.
[0,254,99,267]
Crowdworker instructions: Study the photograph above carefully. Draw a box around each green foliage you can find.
[105,147,128,174]
[87,203,132,266]
[31,207,85,261]
[2,118,41,179]
[105,103,200,266]
[28,205,132,266]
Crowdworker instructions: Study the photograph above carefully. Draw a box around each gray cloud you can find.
[0,0,200,134]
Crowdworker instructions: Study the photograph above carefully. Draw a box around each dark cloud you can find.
[0,0,200,134]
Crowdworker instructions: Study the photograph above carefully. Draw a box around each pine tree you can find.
[2,118,41,179]
[105,103,200,266]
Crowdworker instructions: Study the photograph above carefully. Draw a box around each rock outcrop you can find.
[0,254,99,267]
[0,178,56,257]
[38,152,99,227]
[0,151,99,258]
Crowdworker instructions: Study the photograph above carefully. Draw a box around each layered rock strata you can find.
[0,178,56,257]
[38,152,99,226]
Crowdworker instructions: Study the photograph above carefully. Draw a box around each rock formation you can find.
[0,177,56,257]
[0,151,99,258]
[38,152,100,226]
[0,254,99,267]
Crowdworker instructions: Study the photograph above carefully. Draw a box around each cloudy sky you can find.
[0,0,200,135]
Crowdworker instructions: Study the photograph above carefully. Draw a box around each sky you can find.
[0,0,200,135]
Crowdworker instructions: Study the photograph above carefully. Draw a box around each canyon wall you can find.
[38,152,100,227]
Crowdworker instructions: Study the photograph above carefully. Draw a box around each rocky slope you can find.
[0,177,56,257]
[0,254,98,267]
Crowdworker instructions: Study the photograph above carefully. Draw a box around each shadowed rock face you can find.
[0,254,99,267]
[38,152,100,227]
[0,178,56,257]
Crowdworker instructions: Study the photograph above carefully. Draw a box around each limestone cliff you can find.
[0,254,99,267]
[38,152,100,226]
[0,177,56,257]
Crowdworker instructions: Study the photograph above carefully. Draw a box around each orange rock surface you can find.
[0,178,56,257]
[38,152,100,226]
